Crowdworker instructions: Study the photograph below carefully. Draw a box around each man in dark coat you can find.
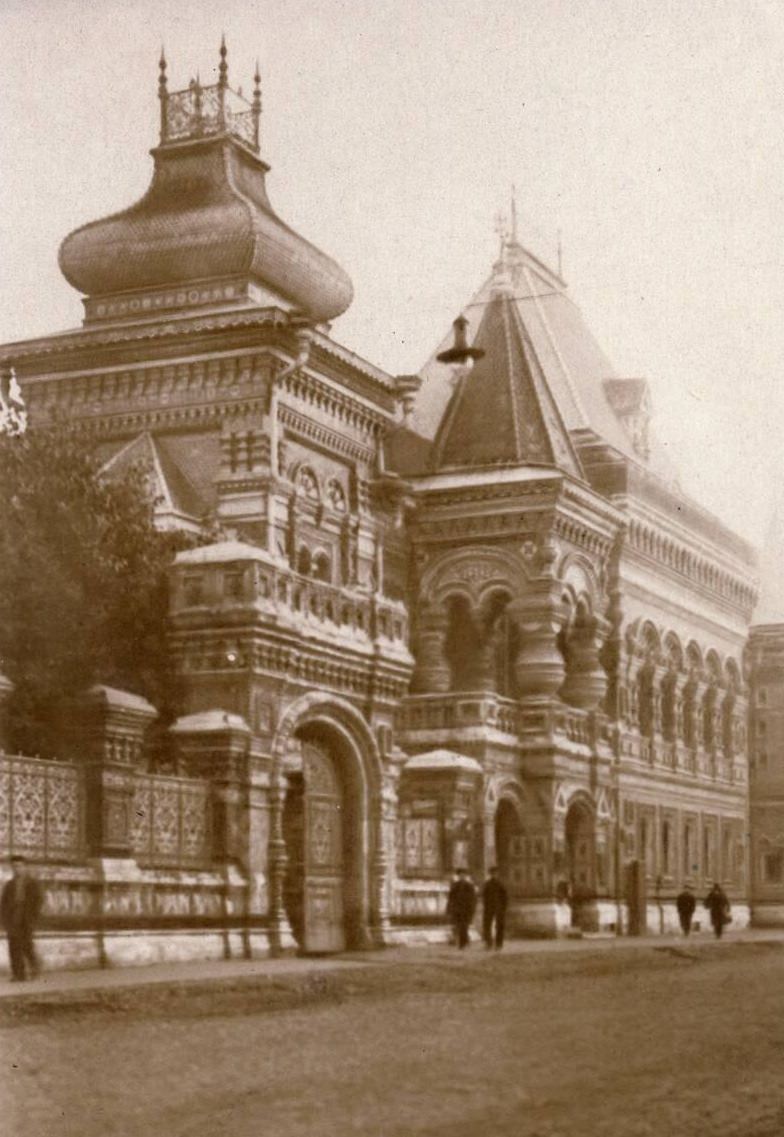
[675,884,697,936]
[1,856,44,981]
[446,868,476,949]
[482,866,508,950]
[704,881,731,939]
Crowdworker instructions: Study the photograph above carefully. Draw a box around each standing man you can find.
[1,856,44,981]
[482,866,508,950]
[704,881,731,940]
[446,867,476,949]
[675,884,697,937]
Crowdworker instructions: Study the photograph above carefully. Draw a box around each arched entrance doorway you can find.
[495,798,521,888]
[565,800,596,929]
[281,723,365,953]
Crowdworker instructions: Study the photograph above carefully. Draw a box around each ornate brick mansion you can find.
[0,44,780,967]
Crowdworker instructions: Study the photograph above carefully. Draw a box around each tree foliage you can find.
[0,424,197,755]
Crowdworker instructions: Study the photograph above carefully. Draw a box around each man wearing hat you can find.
[446,868,477,949]
[1,856,44,981]
[482,866,509,950]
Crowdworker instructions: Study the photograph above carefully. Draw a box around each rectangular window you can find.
[758,688,767,706]
[684,821,697,878]
[703,822,717,881]
[764,851,784,884]
[661,819,672,877]
[223,571,244,601]
[400,817,442,876]
[183,575,205,606]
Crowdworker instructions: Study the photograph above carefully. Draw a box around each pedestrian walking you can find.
[446,867,476,949]
[1,856,44,981]
[704,881,731,939]
[482,866,508,950]
[675,884,696,936]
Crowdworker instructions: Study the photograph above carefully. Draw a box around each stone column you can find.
[560,616,609,710]
[170,711,273,956]
[169,711,251,863]
[79,685,156,857]
[411,606,451,693]
[370,770,399,947]
[508,588,566,701]
[266,775,296,953]
[0,673,13,751]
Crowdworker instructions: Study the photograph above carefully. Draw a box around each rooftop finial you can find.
[158,48,169,142]
[510,184,518,244]
[219,33,228,87]
[252,59,262,149]
[494,210,509,260]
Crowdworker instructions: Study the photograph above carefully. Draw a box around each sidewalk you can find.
[2,926,783,1004]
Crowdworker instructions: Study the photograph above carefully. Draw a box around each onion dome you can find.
[59,43,353,325]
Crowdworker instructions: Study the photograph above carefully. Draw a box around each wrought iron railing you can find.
[131,773,213,868]
[0,754,85,861]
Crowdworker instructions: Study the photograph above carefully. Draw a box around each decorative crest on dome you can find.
[158,39,262,153]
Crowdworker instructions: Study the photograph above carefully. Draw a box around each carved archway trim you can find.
[419,545,531,609]
[272,691,382,792]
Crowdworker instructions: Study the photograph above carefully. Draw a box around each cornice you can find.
[1,307,290,366]
[624,519,757,616]
[279,404,375,465]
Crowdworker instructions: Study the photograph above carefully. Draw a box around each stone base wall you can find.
[750,903,784,927]
[0,925,276,974]
[508,899,574,938]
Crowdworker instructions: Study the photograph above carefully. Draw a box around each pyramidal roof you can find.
[416,236,659,470]
[100,431,207,526]
[431,275,583,476]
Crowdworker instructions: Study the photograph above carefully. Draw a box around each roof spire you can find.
[252,58,262,149]
[218,33,228,88]
[494,210,509,261]
[510,184,518,244]
[158,47,168,143]
[217,34,228,130]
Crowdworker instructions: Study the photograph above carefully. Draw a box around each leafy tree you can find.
[0,423,199,756]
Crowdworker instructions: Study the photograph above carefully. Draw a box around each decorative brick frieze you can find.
[278,403,375,464]
[625,517,757,614]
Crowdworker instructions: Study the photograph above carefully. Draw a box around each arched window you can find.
[325,479,347,513]
[296,545,312,576]
[443,594,480,691]
[296,466,319,501]
[313,551,331,583]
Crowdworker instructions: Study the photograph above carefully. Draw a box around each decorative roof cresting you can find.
[158,37,262,153]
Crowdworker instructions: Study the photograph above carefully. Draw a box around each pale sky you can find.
[2,0,783,547]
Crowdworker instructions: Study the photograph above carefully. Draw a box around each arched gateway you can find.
[274,696,382,953]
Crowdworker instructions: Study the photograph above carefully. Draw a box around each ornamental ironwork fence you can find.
[131,772,213,868]
[0,753,85,861]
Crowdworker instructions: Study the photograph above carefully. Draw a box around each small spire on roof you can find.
[252,59,262,149]
[494,210,509,260]
[218,33,228,88]
[158,48,169,143]
[510,184,518,244]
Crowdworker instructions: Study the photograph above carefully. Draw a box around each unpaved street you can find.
[2,941,783,1137]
